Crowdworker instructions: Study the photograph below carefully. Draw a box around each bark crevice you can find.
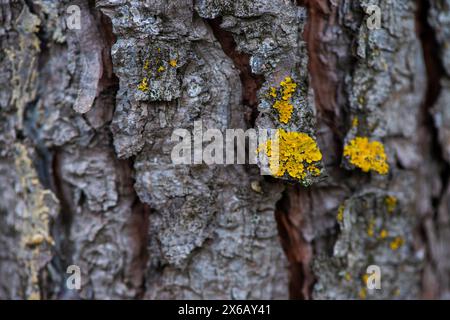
[204,17,265,127]
[275,186,315,299]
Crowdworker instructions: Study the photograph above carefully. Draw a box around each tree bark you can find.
[0,0,449,300]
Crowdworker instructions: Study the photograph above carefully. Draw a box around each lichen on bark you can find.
[1,0,450,300]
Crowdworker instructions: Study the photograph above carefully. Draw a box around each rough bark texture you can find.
[1,0,449,300]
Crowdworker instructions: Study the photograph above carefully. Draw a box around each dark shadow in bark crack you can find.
[205,17,265,127]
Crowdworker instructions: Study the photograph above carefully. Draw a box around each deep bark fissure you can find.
[97,11,150,299]
[302,0,341,136]
[275,186,314,299]
[50,149,77,299]
[30,4,149,298]
[204,17,265,127]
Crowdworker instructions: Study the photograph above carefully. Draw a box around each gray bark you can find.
[0,0,449,300]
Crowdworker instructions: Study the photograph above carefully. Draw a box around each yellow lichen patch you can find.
[280,76,297,100]
[169,59,177,67]
[269,76,298,124]
[307,165,321,176]
[343,137,389,174]
[143,59,150,70]
[379,229,388,239]
[273,100,294,124]
[389,236,404,251]
[344,272,352,282]
[352,117,359,128]
[269,87,277,98]
[25,234,45,246]
[337,204,345,222]
[158,66,165,72]
[358,95,365,105]
[259,129,322,180]
[385,195,397,213]
[138,77,149,92]
[359,287,367,299]
[25,234,54,247]
[362,274,369,286]
[14,144,59,300]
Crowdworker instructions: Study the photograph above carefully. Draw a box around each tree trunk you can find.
[1,0,449,300]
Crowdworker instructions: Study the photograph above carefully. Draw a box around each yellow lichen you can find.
[362,274,369,286]
[337,204,344,222]
[25,234,54,247]
[25,234,45,246]
[359,288,367,299]
[269,76,298,124]
[352,117,359,128]
[307,165,321,176]
[280,76,297,101]
[344,272,352,282]
[169,59,177,67]
[343,137,389,175]
[259,129,322,180]
[385,195,397,213]
[379,229,388,239]
[143,59,150,70]
[273,100,294,124]
[138,77,149,92]
[269,87,277,98]
[158,66,165,72]
[389,236,404,251]
[14,144,59,300]
[358,95,365,105]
